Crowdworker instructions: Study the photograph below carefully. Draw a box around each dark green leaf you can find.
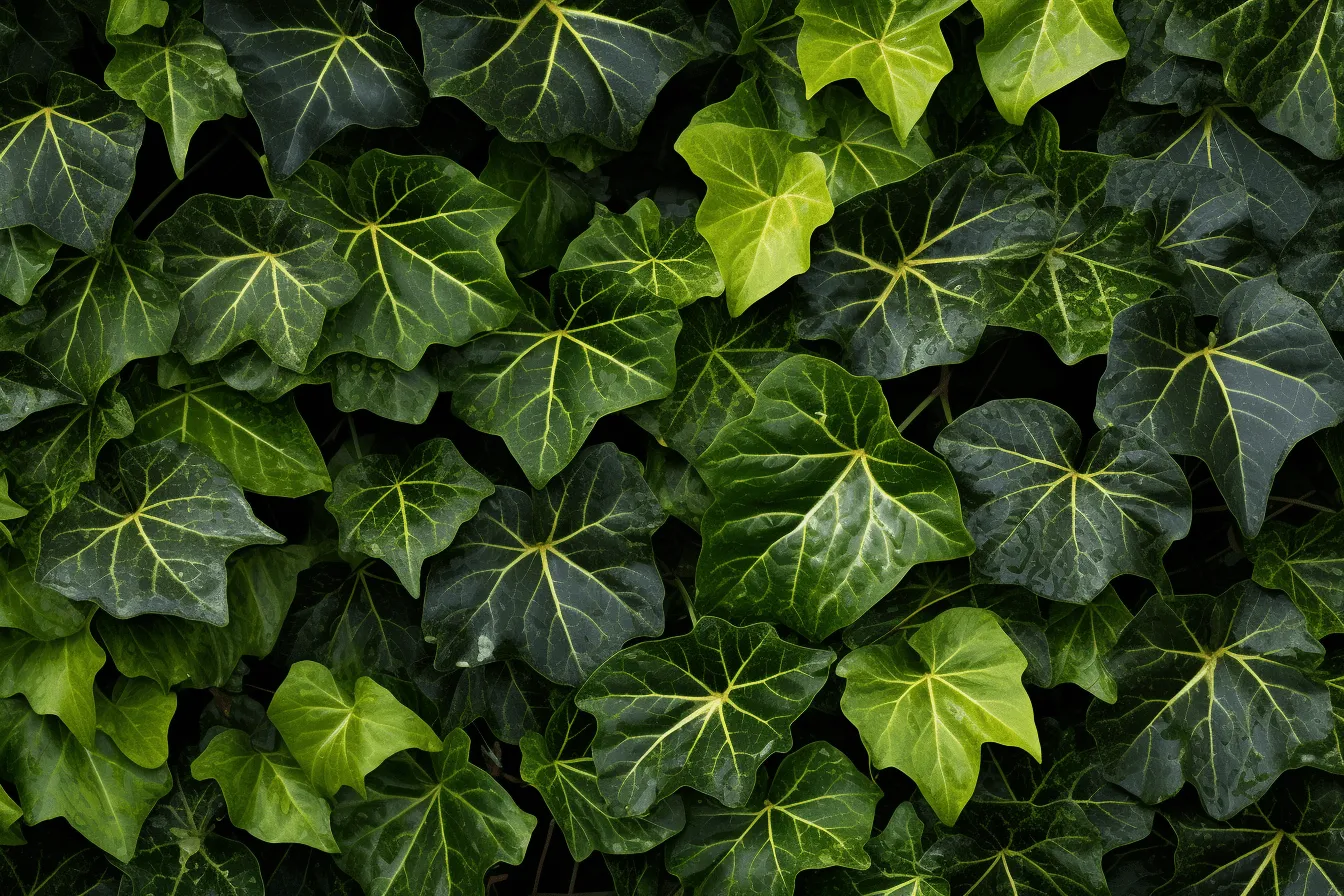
[0,353,78,431]
[0,225,58,304]
[1249,511,1344,638]
[1281,173,1344,329]
[0,378,133,497]
[326,352,439,424]
[1045,588,1132,702]
[479,139,593,274]
[444,659,555,746]
[1116,0,1225,113]
[805,85,935,205]
[811,801,951,896]
[0,843,120,895]
[643,444,713,532]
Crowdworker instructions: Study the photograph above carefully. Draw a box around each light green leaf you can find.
[202,0,426,178]
[575,615,833,816]
[798,154,1056,378]
[666,741,880,896]
[0,620,103,745]
[192,728,338,852]
[0,378,133,497]
[1087,583,1332,819]
[697,354,973,641]
[106,0,168,36]
[935,398,1191,601]
[126,370,330,498]
[805,85,935,205]
[0,226,58,304]
[327,438,492,597]
[0,72,144,253]
[838,606,1040,825]
[1096,277,1344,537]
[1250,511,1344,638]
[0,553,83,639]
[417,0,703,148]
[104,4,244,179]
[153,194,359,372]
[269,149,521,369]
[796,0,962,139]
[424,443,665,686]
[521,697,685,861]
[1045,588,1132,702]
[479,138,594,274]
[0,787,18,846]
[269,660,441,798]
[972,0,1128,124]
[331,728,536,896]
[444,270,680,487]
[36,439,284,624]
[559,198,724,308]
[93,677,175,769]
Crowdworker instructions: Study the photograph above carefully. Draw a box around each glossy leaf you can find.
[1282,173,1344,329]
[93,677,175,769]
[0,379,133,497]
[1250,511,1344,638]
[0,225,58,304]
[479,138,593,274]
[1044,589,1131,702]
[326,353,439,424]
[0,552,83,639]
[0,353,78,431]
[444,660,555,746]
[805,85,935,205]
[812,801,950,896]
[0,621,103,745]
[697,354,973,640]
[1115,0,1225,112]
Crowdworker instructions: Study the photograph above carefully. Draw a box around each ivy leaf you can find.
[104,3,245,179]
[838,607,1040,825]
[0,553,83,639]
[93,677,175,769]
[326,353,439,424]
[1164,0,1344,159]
[126,370,330,498]
[331,728,536,896]
[443,270,680,488]
[666,741,880,896]
[120,773,263,896]
[0,225,58,304]
[643,445,713,532]
[674,80,833,314]
[270,149,521,370]
[811,801,950,896]
[696,354,973,641]
[0,474,23,543]
[0,844,121,895]
[1282,174,1344,329]
[106,0,169,36]
[1159,770,1344,894]
[1115,0,1225,113]
[479,139,593,274]
[575,615,833,816]
[0,697,172,862]
[268,660,441,798]
[153,194,359,372]
[0,379,133,497]
[445,660,555,746]
[424,443,666,686]
[0,621,103,745]
[417,0,703,149]
[1044,589,1132,702]
[28,228,177,401]
[558,198,724,308]
[1096,278,1344,537]
[629,298,793,463]
[972,0,1128,124]
[798,154,1056,378]
[327,438,491,597]
[805,85,935,205]
[36,439,284,624]
[521,697,685,861]
[202,0,426,178]
[1086,583,1333,819]
[0,353,78,431]
[0,72,144,253]
[936,398,1191,601]
[1249,512,1344,638]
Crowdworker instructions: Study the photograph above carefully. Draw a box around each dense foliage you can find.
[0,0,1342,894]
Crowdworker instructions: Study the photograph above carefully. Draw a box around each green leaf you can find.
[120,773,264,896]
[1115,0,1225,113]
[479,139,594,274]
[445,660,555,747]
[643,445,713,532]
[674,80,833,315]
[1086,583,1332,819]
[104,4,245,179]
[126,370,330,498]
[417,0,703,148]
[575,615,833,816]
[0,786,19,846]
[444,270,680,487]
[202,0,426,178]
[0,621,103,745]
[0,474,23,543]
[0,226,58,304]
[805,85,935,205]
[269,660,440,798]
[1250,512,1344,638]
[795,0,962,140]
[0,378,133,497]
[838,606,1040,825]
[153,194,359,372]
[327,438,492,597]
[1096,277,1344,537]
[36,439,284,624]
[1159,770,1344,894]
[192,728,338,852]
[798,154,1056,378]
[0,697,172,862]
[0,72,144,253]
[935,398,1191,601]
[666,741,880,896]
[811,801,950,896]
[0,353,78,431]
[1044,588,1131,702]
[0,553,83,639]
[269,149,521,369]
[326,352,439,424]
[558,198,724,307]
[93,677,175,769]
[521,697,685,861]
[696,354,973,640]
[0,844,121,895]
[1165,0,1344,159]
[986,109,1171,363]
[1282,174,1344,329]
[331,728,536,896]
[424,443,665,685]
[972,0,1128,124]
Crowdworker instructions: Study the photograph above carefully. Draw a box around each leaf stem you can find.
[132,137,232,229]
[898,366,953,432]
[532,820,556,896]
[674,576,698,626]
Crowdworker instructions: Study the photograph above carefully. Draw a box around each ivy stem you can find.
[532,820,556,896]
[674,577,698,626]
[567,862,580,895]
[347,416,363,459]
[132,137,232,230]
[898,366,953,432]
